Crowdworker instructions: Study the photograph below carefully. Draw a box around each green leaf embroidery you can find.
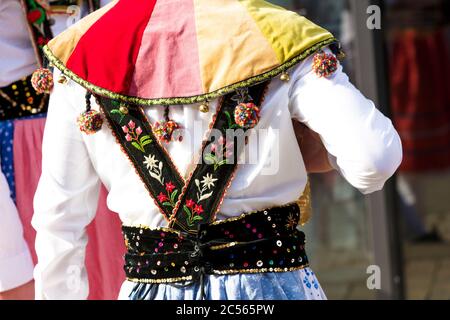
[183,205,193,226]
[110,109,126,123]
[214,159,228,171]
[140,135,151,144]
[192,216,203,222]
[162,202,173,207]
[131,141,145,153]
[224,111,234,128]
[141,139,152,147]
[170,189,179,204]
[204,153,216,165]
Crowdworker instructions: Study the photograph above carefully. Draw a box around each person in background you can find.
[0,0,116,300]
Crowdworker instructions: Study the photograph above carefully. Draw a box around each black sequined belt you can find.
[122,202,309,299]
[0,75,48,121]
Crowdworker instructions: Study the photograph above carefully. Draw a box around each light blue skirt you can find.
[118,267,326,300]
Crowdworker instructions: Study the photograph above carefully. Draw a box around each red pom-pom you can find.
[77,110,103,135]
[153,120,181,143]
[234,102,260,129]
[31,68,54,94]
[313,52,338,78]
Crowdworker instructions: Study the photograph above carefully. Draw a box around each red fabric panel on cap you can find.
[66,0,157,94]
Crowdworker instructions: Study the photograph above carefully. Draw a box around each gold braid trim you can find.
[125,264,310,284]
[42,37,336,106]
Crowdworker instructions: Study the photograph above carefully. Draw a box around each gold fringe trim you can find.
[297,178,312,226]
[43,37,336,106]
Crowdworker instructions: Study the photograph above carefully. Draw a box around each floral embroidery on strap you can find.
[122,120,152,153]
[98,99,184,222]
[98,80,270,232]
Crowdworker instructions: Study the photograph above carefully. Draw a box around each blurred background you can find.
[271,0,450,300]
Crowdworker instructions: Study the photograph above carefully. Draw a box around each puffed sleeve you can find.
[288,48,402,194]
[0,165,34,292]
[32,70,101,299]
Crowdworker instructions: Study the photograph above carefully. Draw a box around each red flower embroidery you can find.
[186,199,195,209]
[194,204,204,215]
[165,182,176,193]
[27,9,43,23]
[157,192,168,203]
[37,37,48,46]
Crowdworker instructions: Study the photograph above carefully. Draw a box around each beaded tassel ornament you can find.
[312,50,338,78]
[153,105,182,143]
[77,91,103,134]
[232,88,260,129]
[31,67,54,94]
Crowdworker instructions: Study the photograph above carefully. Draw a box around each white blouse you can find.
[32,48,403,299]
[0,0,37,87]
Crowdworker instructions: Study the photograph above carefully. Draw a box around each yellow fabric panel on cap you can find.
[194,0,279,94]
[239,0,334,63]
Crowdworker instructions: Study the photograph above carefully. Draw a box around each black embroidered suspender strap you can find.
[169,82,270,233]
[99,81,270,232]
[99,99,184,221]
[20,0,54,67]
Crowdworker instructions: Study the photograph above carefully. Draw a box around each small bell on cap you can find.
[119,104,129,114]
[31,68,54,94]
[280,72,290,82]
[58,75,68,84]
[199,101,209,113]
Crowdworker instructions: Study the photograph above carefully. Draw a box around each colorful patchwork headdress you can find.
[41,0,337,106]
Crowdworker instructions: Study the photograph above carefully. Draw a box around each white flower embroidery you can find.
[201,173,218,189]
[144,154,158,170]
[195,173,217,202]
[143,154,164,185]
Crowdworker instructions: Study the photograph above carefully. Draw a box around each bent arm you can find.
[32,72,100,299]
[289,50,402,194]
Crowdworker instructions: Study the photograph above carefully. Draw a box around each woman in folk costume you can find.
[0,0,55,300]
[0,0,123,300]
[32,0,402,300]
